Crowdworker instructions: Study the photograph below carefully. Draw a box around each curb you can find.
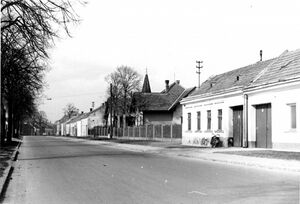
[175,153,300,173]
[0,141,22,202]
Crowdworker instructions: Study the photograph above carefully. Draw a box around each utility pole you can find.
[196,61,203,88]
[110,83,113,139]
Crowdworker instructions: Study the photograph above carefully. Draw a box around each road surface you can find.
[3,136,300,203]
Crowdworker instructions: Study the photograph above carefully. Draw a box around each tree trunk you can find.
[1,103,6,146]
[7,98,13,144]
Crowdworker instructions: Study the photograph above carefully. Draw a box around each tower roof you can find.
[142,74,151,93]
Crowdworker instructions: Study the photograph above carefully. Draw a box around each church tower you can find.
[142,72,151,93]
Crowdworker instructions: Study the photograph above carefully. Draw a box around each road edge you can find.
[0,141,22,202]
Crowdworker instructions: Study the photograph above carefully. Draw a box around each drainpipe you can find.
[243,94,248,148]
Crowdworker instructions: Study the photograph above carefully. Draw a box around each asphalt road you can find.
[3,136,300,204]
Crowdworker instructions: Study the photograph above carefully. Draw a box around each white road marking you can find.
[188,191,207,196]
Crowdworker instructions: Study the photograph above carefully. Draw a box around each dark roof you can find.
[56,115,69,124]
[133,81,193,111]
[142,74,151,93]
[249,49,300,87]
[67,113,87,124]
[190,58,276,97]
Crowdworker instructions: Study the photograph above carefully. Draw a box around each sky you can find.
[39,0,300,122]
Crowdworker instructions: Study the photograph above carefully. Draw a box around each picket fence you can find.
[89,124,182,139]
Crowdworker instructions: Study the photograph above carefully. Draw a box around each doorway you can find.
[232,106,243,147]
[256,103,272,148]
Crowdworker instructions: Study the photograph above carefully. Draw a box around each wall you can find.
[81,118,88,136]
[247,82,300,150]
[88,108,105,129]
[181,93,244,146]
[143,111,173,125]
[66,124,70,135]
[172,104,183,124]
[77,120,82,137]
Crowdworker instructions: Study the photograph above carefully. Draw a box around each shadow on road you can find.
[18,151,154,161]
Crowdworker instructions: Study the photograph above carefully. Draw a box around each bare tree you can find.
[63,103,79,119]
[1,0,83,145]
[105,66,142,127]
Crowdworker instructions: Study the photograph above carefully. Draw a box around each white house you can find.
[88,104,106,130]
[181,49,300,150]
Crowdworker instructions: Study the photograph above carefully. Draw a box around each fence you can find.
[90,124,182,139]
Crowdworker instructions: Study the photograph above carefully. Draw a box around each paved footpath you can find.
[3,136,300,204]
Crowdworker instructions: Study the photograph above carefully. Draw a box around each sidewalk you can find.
[0,139,22,201]
[56,136,300,173]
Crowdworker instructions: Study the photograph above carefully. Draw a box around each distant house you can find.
[66,113,87,137]
[87,104,107,130]
[181,49,300,150]
[55,115,70,136]
[132,74,195,125]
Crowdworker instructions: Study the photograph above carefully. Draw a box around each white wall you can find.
[182,93,244,146]
[77,121,82,137]
[247,82,300,150]
[66,124,70,135]
[81,118,88,136]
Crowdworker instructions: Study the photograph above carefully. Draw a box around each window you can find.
[187,113,191,131]
[207,110,211,130]
[289,103,297,129]
[197,111,201,130]
[217,109,222,130]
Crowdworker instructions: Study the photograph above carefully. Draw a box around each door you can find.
[232,106,243,147]
[256,104,272,148]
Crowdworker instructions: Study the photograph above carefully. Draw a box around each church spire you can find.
[142,71,151,93]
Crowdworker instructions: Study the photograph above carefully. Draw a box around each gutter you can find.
[181,88,243,105]
[243,94,248,148]
[243,77,300,94]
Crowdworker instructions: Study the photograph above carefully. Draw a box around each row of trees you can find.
[1,0,81,145]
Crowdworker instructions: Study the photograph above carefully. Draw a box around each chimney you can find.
[165,80,169,91]
[81,111,84,114]
[175,80,180,84]
[260,50,263,61]
[90,108,93,112]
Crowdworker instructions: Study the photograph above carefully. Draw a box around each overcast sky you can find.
[40,0,300,122]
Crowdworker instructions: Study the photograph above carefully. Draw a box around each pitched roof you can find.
[56,115,70,124]
[190,58,276,97]
[133,81,193,111]
[142,74,151,93]
[67,113,87,124]
[249,49,300,88]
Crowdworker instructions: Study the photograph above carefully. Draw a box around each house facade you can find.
[133,74,195,126]
[181,49,300,150]
[88,104,106,129]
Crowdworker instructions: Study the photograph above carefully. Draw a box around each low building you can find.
[181,49,300,150]
[133,74,195,125]
[87,104,107,130]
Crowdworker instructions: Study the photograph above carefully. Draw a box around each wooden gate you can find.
[232,106,243,147]
[256,103,272,148]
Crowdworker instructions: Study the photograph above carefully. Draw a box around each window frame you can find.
[197,111,201,131]
[207,110,211,130]
[288,103,297,129]
[187,112,191,131]
[218,109,223,130]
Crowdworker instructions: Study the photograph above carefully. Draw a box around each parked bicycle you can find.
[210,132,221,148]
